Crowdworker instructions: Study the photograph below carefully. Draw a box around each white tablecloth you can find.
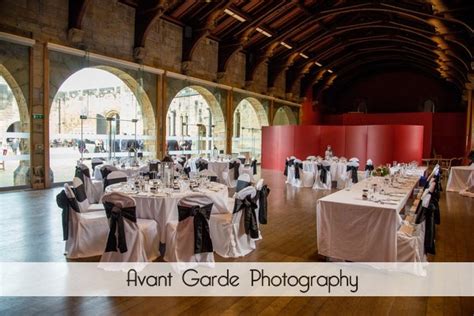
[317,176,419,262]
[447,166,474,192]
[390,166,427,177]
[106,182,229,243]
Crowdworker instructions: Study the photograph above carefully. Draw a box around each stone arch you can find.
[239,97,269,127]
[0,64,29,134]
[50,66,156,153]
[232,97,269,158]
[273,106,297,125]
[167,85,226,152]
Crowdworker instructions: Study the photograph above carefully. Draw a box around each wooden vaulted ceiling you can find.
[70,0,473,97]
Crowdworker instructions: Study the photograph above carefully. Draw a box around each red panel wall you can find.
[367,125,394,166]
[318,126,345,157]
[344,125,368,169]
[392,125,424,163]
[261,125,424,171]
[293,125,320,160]
[321,112,465,159]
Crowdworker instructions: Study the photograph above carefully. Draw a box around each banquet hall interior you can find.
[0,0,473,314]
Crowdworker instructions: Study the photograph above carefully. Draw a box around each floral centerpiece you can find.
[372,165,390,177]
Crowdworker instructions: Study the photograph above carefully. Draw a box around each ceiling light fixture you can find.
[255,27,272,37]
[314,61,322,67]
[224,9,246,22]
[299,53,308,59]
[327,69,334,73]
[280,41,292,49]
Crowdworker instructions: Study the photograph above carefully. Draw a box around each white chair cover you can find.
[313,160,332,190]
[58,185,109,259]
[365,159,374,178]
[290,159,304,187]
[164,195,215,265]
[210,186,259,258]
[223,159,241,188]
[100,192,159,265]
[96,164,118,180]
[76,163,103,203]
[341,161,359,189]
[70,178,105,213]
[104,171,128,189]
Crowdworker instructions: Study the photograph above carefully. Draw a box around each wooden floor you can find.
[0,169,473,315]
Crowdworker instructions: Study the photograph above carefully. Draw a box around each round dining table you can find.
[105,181,230,243]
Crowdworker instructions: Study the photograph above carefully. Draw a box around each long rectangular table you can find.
[316,175,420,262]
[446,166,474,192]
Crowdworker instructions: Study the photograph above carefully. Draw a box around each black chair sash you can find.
[75,166,90,183]
[100,167,113,180]
[91,159,104,171]
[103,202,137,253]
[56,190,80,240]
[104,177,127,189]
[197,160,208,171]
[184,166,191,177]
[238,157,246,165]
[346,165,358,183]
[236,180,250,192]
[414,198,436,255]
[149,162,160,172]
[178,203,214,254]
[178,159,186,167]
[251,160,257,175]
[257,185,270,225]
[209,176,218,182]
[72,184,88,204]
[318,165,330,184]
[229,161,240,180]
[233,195,259,239]
[365,165,374,172]
[294,162,303,179]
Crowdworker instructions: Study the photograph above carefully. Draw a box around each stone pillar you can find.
[157,73,167,158]
[29,41,49,188]
[226,91,233,154]
[269,99,274,126]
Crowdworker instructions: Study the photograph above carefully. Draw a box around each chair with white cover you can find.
[223,158,241,188]
[100,192,159,263]
[237,155,246,165]
[210,186,260,258]
[285,157,296,185]
[71,177,105,213]
[396,186,433,266]
[91,158,104,171]
[164,195,214,264]
[236,173,252,192]
[306,155,317,161]
[349,157,360,163]
[365,159,374,178]
[313,160,332,190]
[241,158,257,182]
[99,164,118,180]
[75,163,103,203]
[57,184,109,259]
[341,161,359,188]
[104,171,128,189]
[290,159,305,187]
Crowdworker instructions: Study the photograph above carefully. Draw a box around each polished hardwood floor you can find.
[0,169,473,315]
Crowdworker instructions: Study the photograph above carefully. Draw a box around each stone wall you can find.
[0,0,301,188]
